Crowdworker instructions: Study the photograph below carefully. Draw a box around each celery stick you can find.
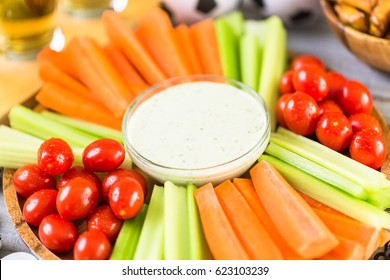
[274,127,388,185]
[187,184,211,260]
[164,181,190,260]
[265,142,368,199]
[9,105,99,148]
[110,204,148,260]
[259,155,390,229]
[257,16,287,131]
[240,33,260,90]
[40,110,123,144]
[0,125,42,144]
[133,186,164,260]
[215,18,240,80]
[219,10,244,37]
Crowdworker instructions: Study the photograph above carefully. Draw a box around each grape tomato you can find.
[338,80,373,115]
[348,113,382,135]
[23,189,58,227]
[73,230,112,260]
[293,68,329,102]
[290,54,325,72]
[87,204,123,241]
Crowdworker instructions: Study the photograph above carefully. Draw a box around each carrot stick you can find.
[317,236,365,260]
[194,183,249,260]
[102,10,167,85]
[37,45,73,75]
[232,178,307,260]
[190,18,223,75]
[134,7,190,78]
[35,82,122,130]
[174,24,203,74]
[65,36,131,119]
[250,160,339,259]
[102,43,150,95]
[312,207,383,259]
[215,180,283,260]
[38,60,94,101]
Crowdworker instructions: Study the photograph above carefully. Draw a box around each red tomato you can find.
[337,80,373,115]
[348,113,382,135]
[12,163,56,199]
[349,129,386,170]
[276,93,292,128]
[315,112,353,151]
[279,70,295,95]
[290,54,325,72]
[325,71,346,100]
[37,138,74,176]
[86,204,123,241]
[38,214,78,253]
[109,177,144,220]
[82,139,125,172]
[101,168,148,202]
[73,230,112,260]
[293,68,329,102]
[56,177,100,220]
[283,92,321,135]
[318,99,343,116]
[23,189,58,227]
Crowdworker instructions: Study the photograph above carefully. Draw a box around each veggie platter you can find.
[1,6,390,260]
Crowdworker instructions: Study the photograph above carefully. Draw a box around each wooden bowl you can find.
[320,0,390,73]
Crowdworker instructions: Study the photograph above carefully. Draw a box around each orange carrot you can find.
[102,10,167,85]
[37,45,73,75]
[318,236,365,260]
[36,82,122,130]
[194,183,250,260]
[379,229,390,248]
[65,36,131,119]
[190,18,223,75]
[38,60,94,101]
[250,160,339,259]
[215,180,283,260]
[134,7,190,78]
[232,178,307,260]
[174,24,203,74]
[102,43,150,95]
[313,207,383,259]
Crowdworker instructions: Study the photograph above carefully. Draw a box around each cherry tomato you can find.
[101,168,148,202]
[82,139,125,172]
[38,214,78,253]
[349,129,386,170]
[315,112,353,151]
[73,230,112,260]
[293,68,329,102]
[276,93,292,128]
[325,71,346,100]
[290,54,325,72]
[283,92,321,135]
[37,138,74,176]
[337,80,373,116]
[109,177,144,220]
[348,113,382,135]
[56,177,100,220]
[279,70,295,95]
[23,189,58,227]
[12,163,56,199]
[318,99,343,116]
[86,204,123,241]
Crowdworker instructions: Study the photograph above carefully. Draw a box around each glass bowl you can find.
[122,75,270,186]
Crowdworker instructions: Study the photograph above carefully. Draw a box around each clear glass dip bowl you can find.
[122,75,270,186]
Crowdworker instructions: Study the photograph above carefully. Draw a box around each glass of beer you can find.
[0,0,58,60]
[60,0,117,18]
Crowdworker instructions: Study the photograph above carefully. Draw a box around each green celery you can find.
[265,142,368,199]
[40,110,123,144]
[0,125,42,144]
[164,181,190,260]
[259,155,390,229]
[215,17,240,80]
[187,184,211,260]
[219,10,244,37]
[9,105,99,148]
[257,16,287,131]
[239,33,260,90]
[133,186,164,260]
[110,204,148,260]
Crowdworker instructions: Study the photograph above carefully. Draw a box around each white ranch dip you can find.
[125,81,268,174]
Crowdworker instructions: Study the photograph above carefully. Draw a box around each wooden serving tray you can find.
[2,105,390,260]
